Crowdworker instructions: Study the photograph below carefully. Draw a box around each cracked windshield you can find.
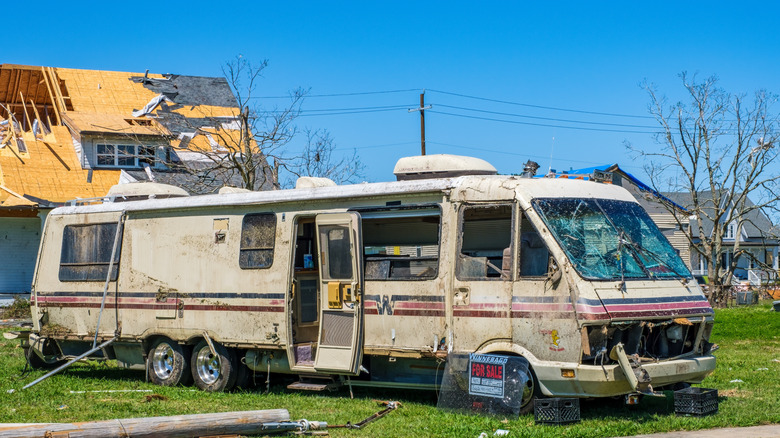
[534,198,690,280]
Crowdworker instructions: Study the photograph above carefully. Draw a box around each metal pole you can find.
[94,213,125,348]
[420,92,426,155]
[22,337,117,390]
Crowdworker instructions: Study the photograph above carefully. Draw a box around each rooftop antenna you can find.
[548,136,555,175]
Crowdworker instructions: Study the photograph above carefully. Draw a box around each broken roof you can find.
[0,64,250,209]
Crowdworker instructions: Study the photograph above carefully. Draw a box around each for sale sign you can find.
[468,353,508,398]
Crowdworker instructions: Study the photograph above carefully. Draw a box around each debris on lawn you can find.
[328,400,402,430]
[0,408,294,438]
[729,379,744,383]
[143,394,168,402]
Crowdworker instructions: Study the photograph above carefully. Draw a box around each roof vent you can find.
[218,186,251,194]
[296,176,337,189]
[393,154,497,181]
[106,182,189,201]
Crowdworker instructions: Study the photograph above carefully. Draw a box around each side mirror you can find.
[545,258,562,289]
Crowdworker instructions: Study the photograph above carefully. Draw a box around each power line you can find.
[435,104,658,129]
[428,110,660,134]
[254,88,421,99]
[427,89,654,119]
[300,104,409,112]
[298,107,404,117]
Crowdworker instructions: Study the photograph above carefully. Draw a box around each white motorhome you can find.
[27,155,715,412]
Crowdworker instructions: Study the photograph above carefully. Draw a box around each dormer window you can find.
[725,222,737,240]
[96,143,160,168]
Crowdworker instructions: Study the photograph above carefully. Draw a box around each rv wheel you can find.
[191,340,237,392]
[516,365,541,415]
[148,337,192,387]
[232,349,255,390]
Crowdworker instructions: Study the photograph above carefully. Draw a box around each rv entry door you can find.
[313,212,364,374]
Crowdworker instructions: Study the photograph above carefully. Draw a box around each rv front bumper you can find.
[534,355,716,398]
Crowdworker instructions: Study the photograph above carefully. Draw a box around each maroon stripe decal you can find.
[392,309,446,317]
[39,301,284,313]
[453,310,508,318]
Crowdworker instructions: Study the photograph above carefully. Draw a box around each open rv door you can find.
[313,212,364,374]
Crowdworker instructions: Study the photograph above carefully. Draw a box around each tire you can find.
[191,340,237,392]
[147,337,191,387]
[24,347,65,370]
[516,364,542,415]
[232,349,255,390]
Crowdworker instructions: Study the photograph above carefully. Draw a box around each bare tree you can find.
[193,57,305,190]
[166,56,364,191]
[279,128,365,187]
[630,73,780,306]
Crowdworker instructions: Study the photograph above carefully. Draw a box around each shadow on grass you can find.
[36,364,696,424]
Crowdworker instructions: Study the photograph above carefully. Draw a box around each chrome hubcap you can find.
[195,347,221,385]
[151,344,175,380]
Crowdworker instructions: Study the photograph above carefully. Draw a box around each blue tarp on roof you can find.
[551,164,688,212]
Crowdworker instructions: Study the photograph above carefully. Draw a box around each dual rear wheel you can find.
[147,337,250,391]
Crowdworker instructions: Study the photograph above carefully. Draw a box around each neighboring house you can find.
[663,191,779,284]
[551,165,779,285]
[0,64,266,293]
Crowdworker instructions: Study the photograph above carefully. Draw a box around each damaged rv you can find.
[26,154,715,413]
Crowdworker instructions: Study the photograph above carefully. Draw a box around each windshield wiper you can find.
[617,232,689,279]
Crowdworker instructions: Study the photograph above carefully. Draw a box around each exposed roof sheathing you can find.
[0,127,119,205]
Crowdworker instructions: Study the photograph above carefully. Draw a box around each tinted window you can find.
[239,213,276,269]
[59,223,122,282]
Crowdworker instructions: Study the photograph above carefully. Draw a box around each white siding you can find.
[0,217,41,293]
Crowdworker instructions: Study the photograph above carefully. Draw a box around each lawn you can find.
[1,304,778,437]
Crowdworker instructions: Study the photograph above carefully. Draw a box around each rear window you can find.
[59,223,122,282]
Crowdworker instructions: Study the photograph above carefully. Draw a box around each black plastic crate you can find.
[674,387,718,416]
[534,397,580,424]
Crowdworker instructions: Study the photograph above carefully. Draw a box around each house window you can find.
[721,250,733,268]
[59,223,122,282]
[96,143,161,168]
[725,222,736,240]
[239,213,276,269]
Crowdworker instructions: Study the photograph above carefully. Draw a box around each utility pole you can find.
[408,91,431,155]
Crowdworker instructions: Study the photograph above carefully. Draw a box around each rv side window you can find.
[457,204,513,280]
[59,222,122,282]
[239,213,276,269]
[519,214,550,277]
[361,208,440,280]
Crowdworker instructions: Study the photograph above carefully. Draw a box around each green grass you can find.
[1,304,779,437]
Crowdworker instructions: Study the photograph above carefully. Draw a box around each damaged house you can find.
[0,64,271,293]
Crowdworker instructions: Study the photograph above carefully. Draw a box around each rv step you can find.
[287,376,341,392]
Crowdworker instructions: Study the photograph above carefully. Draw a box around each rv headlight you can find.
[666,325,683,343]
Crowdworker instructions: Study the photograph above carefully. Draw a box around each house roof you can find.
[662,190,774,240]
[0,64,252,209]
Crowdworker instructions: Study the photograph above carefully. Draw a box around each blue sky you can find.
[7,1,780,181]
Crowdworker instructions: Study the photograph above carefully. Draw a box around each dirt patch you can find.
[720,388,752,398]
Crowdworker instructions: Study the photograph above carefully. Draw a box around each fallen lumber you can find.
[0,408,290,438]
